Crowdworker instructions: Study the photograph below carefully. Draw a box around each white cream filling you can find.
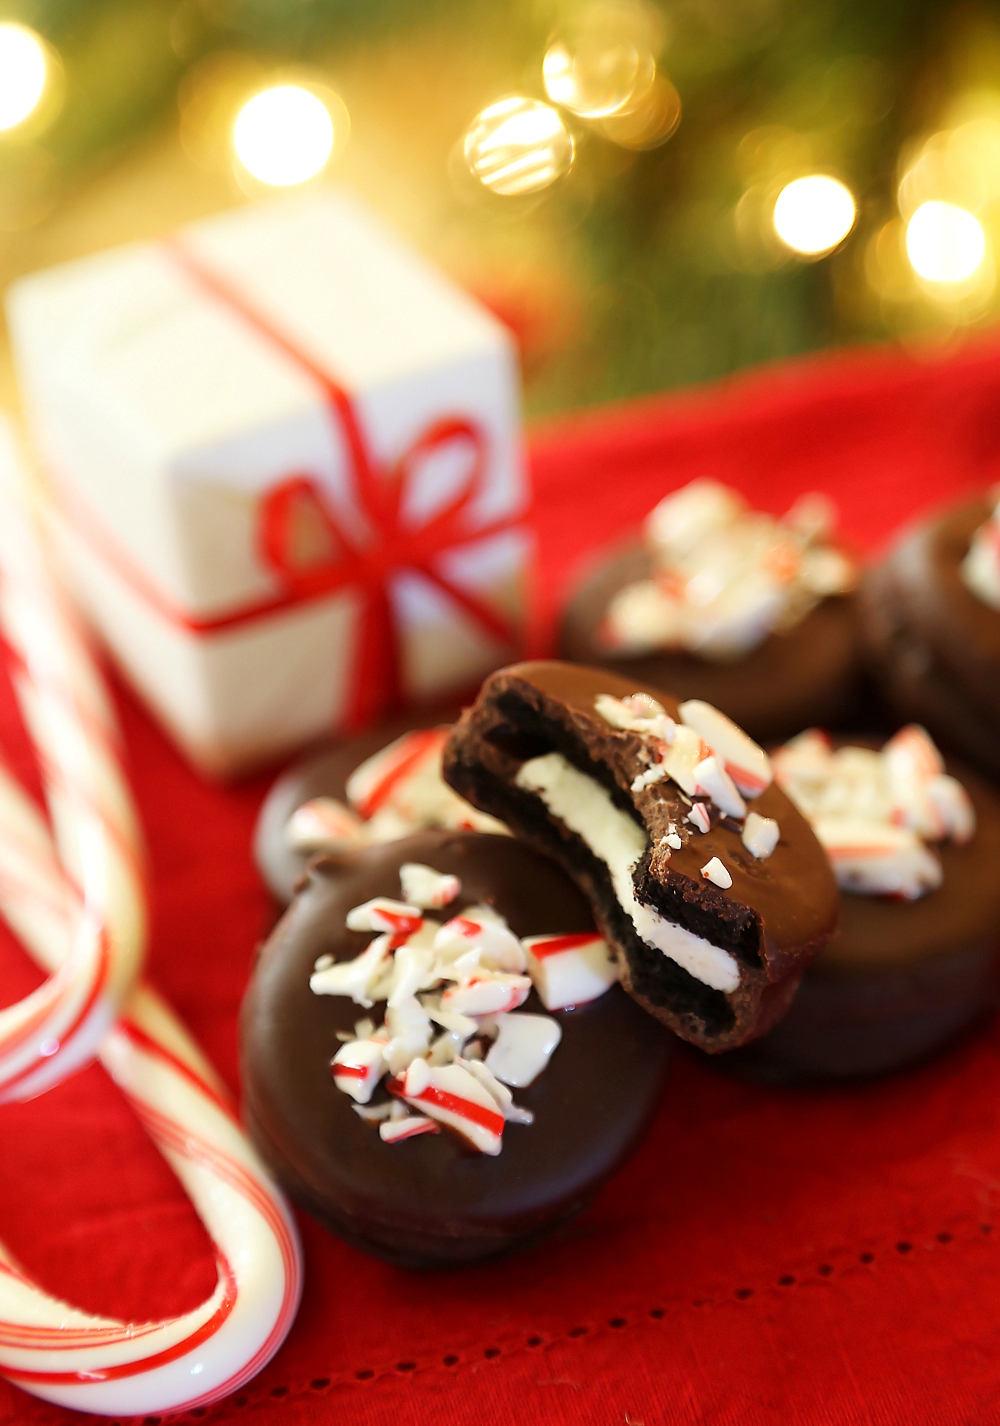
[515,753,741,994]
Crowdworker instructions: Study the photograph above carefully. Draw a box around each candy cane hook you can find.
[0,421,145,1101]
[0,762,303,1415]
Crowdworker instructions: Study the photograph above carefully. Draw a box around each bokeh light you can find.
[905,200,985,283]
[0,23,48,131]
[597,73,681,149]
[543,36,654,119]
[464,98,574,197]
[772,175,856,255]
[233,85,335,186]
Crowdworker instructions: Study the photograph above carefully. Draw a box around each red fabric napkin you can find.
[4,336,1000,1426]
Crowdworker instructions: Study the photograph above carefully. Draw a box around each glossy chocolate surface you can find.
[240,830,671,1268]
[861,498,1000,778]
[560,543,864,743]
[728,743,1000,1080]
[443,662,839,1051]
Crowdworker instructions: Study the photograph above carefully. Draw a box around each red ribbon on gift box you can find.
[54,241,524,735]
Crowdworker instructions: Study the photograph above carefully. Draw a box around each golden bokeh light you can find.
[772,175,856,256]
[543,36,654,119]
[464,97,574,197]
[905,201,986,283]
[233,85,336,187]
[596,73,680,149]
[0,23,48,132]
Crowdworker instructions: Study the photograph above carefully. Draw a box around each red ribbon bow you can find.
[164,242,520,732]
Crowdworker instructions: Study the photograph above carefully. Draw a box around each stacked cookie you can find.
[242,479,1000,1269]
[243,662,838,1265]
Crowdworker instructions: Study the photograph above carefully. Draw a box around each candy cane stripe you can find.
[0,424,302,1415]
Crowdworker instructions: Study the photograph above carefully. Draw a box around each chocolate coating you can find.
[727,746,1000,1081]
[254,708,459,904]
[443,661,839,1052]
[560,543,865,743]
[861,498,1000,779]
[240,830,671,1268]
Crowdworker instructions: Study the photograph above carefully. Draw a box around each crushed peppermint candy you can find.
[773,726,975,899]
[961,494,1000,611]
[599,479,856,661]
[742,811,780,860]
[701,856,733,889]
[692,754,746,821]
[312,867,618,1154]
[379,1114,440,1143]
[678,700,772,797]
[595,693,772,816]
[522,932,620,1011]
[287,796,367,853]
[595,691,780,867]
[346,898,425,936]
[284,727,508,858]
[485,1012,563,1087]
[400,862,461,909]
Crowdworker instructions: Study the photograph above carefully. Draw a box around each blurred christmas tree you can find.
[1,0,1000,415]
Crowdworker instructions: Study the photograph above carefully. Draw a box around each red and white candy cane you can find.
[0,423,144,1101]
[0,760,303,1415]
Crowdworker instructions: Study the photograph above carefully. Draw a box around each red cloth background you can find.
[5,337,1000,1426]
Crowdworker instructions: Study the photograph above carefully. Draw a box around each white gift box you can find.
[6,192,528,777]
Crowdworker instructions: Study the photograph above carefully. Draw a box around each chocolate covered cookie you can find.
[442,661,839,1052]
[254,711,505,904]
[240,830,670,1268]
[559,480,862,743]
[727,727,1000,1080]
[860,495,1000,780]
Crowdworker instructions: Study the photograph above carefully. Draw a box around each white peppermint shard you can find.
[742,811,780,859]
[286,796,368,853]
[485,1012,562,1088]
[700,856,733,889]
[345,897,424,935]
[399,862,461,909]
[679,700,772,797]
[523,931,620,1011]
[961,497,1000,611]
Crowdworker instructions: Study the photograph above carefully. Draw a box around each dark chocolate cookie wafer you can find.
[861,497,1000,779]
[442,661,838,1052]
[241,830,670,1268]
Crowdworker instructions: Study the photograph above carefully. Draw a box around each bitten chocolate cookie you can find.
[726,728,1000,1081]
[442,661,839,1052]
[559,480,863,743]
[860,495,1000,779]
[240,830,670,1268]
[254,709,505,904]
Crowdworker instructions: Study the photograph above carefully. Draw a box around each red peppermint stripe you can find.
[528,932,603,960]
[387,1075,504,1136]
[352,728,448,819]
[376,908,425,937]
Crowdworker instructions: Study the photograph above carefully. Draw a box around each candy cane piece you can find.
[0,765,302,1416]
[0,423,144,1101]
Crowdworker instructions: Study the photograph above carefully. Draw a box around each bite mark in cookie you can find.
[443,662,839,1051]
